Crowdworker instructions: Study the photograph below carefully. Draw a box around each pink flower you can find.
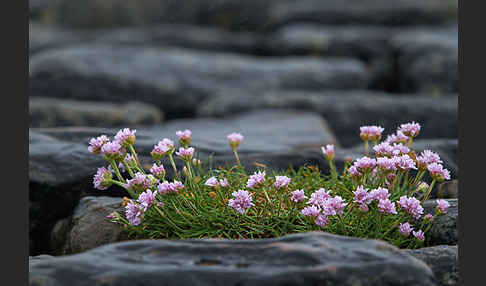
[369,187,390,201]
[353,157,377,172]
[398,196,424,219]
[373,142,394,157]
[424,214,434,223]
[171,180,185,192]
[348,166,361,178]
[378,199,397,215]
[308,188,331,206]
[106,212,117,220]
[247,171,266,188]
[88,135,109,154]
[227,132,244,149]
[399,122,421,138]
[228,190,254,215]
[124,172,156,192]
[321,144,335,161]
[157,181,174,195]
[301,205,321,217]
[176,129,192,146]
[427,163,451,182]
[394,154,417,171]
[101,141,123,160]
[377,157,397,172]
[93,167,113,190]
[360,125,385,141]
[137,189,157,211]
[151,139,174,160]
[150,163,165,179]
[359,204,369,212]
[290,189,307,203]
[274,176,291,189]
[353,185,372,205]
[205,176,219,188]
[125,201,143,226]
[399,222,413,237]
[413,230,425,241]
[114,128,136,147]
[417,150,443,169]
[385,130,408,145]
[219,178,229,187]
[391,143,410,156]
[314,215,329,228]
[321,196,347,216]
[176,147,195,161]
[436,199,450,214]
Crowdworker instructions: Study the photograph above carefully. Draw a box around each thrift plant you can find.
[90,122,451,249]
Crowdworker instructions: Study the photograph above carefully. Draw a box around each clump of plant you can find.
[89,123,451,249]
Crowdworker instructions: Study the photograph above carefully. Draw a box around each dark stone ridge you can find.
[391,26,458,93]
[436,180,458,199]
[407,245,458,286]
[197,90,458,147]
[29,44,368,119]
[34,0,456,30]
[29,232,435,286]
[422,199,458,246]
[29,97,164,128]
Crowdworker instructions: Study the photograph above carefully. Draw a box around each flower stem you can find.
[168,153,179,179]
[233,148,241,166]
[110,160,125,183]
[423,179,436,202]
[128,145,144,173]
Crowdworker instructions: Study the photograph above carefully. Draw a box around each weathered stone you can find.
[29,22,88,55]
[197,90,458,147]
[29,44,368,118]
[29,97,164,127]
[49,218,70,255]
[29,232,435,286]
[391,26,458,93]
[36,0,456,30]
[422,199,458,246]
[407,245,458,286]
[67,196,128,254]
[436,180,458,199]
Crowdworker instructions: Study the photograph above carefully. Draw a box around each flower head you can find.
[150,163,165,180]
[88,135,109,154]
[228,190,254,215]
[391,143,410,156]
[399,222,413,237]
[321,196,347,216]
[301,205,321,217]
[205,176,219,188]
[274,176,291,189]
[308,188,331,206]
[114,128,136,147]
[373,142,394,157]
[398,196,424,219]
[247,171,266,188]
[417,150,443,170]
[176,147,195,161]
[321,144,335,161]
[353,157,377,172]
[93,167,113,190]
[124,172,155,192]
[413,230,425,241]
[399,122,421,138]
[219,178,229,187]
[436,199,450,214]
[151,139,174,160]
[101,141,124,160]
[227,132,244,149]
[385,130,408,145]
[125,201,143,226]
[360,125,385,141]
[290,189,307,203]
[369,187,390,201]
[427,163,451,182]
[348,166,361,178]
[137,189,157,211]
[378,199,397,215]
[394,154,417,171]
[424,214,434,223]
[314,215,329,228]
[157,180,184,194]
[377,157,397,172]
[353,185,372,205]
[176,129,192,146]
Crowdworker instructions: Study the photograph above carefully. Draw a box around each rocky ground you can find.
[29,0,458,285]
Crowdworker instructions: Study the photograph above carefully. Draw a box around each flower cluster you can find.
[88,122,451,250]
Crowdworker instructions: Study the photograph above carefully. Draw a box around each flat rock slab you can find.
[391,27,458,93]
[407,245,458,286]
[29,44,368,118]
[32,109,339,156]
[29,232,435,286]
[198,90,458,147]
[29,97,164,128]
